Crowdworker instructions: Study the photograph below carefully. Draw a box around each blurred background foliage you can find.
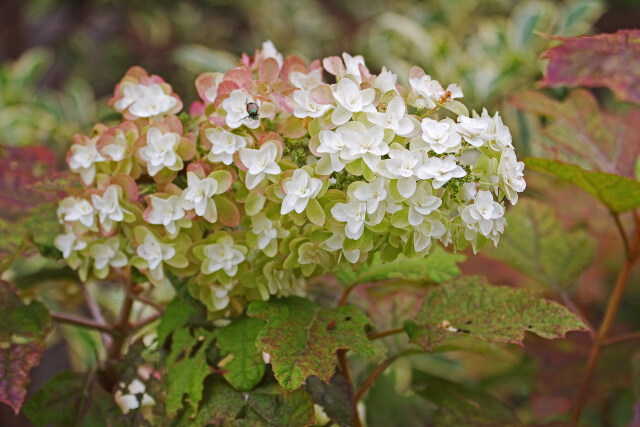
[2,0,640,426]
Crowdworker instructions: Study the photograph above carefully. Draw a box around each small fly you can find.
[246,102,260,120]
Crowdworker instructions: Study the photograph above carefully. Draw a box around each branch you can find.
[50,312,117,336]
[611,212,630,260]
[81,284,112,347]
[354,355,400,403]
[131,312,162,331]
[572,210,640,422]
[128,292,165,313]
[602,331,640,347]
[336,349,361,427]
[367,327,406,341]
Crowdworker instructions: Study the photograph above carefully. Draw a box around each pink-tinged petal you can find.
[177,137,197,161]
[225,67,254,88]
[214,81,240,107]
[259,57,281,84]
[310,84,334,105]
[259,133,284,160]
[322,56,345,77]
[309,59,322,72]
[189,101,205,117]
[215,195,241,227]
[358,63,372,80]
[195,72,219,102]
[278,115,307,139]
[233,151,249,171]
[307,134,321,157]
[409,66,426,80]
[113,174,139,202]
[186,162,207,179]
[280,55,307,81]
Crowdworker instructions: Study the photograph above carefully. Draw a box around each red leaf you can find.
[541,30,640,104]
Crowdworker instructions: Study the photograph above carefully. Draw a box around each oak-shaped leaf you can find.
[526,157,640,213]
[247,296,374,390]
[485,198,596,290]
[0,280,52,414]
[195,379,315,427]
[540,30,640,105]
[157,297,201,347]
[510,89,640,178]
[213,316,266,391]
[23,371,113,427]
[405,277,586,352]
[334,246,464,286]
[166,327,215,416]
[305,373,353,427]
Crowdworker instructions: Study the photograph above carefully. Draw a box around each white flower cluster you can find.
[55,42,526,314]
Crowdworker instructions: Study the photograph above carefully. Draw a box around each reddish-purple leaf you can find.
[0,280,51,414]
[541,30,640,104]
[510,89,640,177]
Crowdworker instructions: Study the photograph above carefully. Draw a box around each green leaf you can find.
[485,198,596,290]
[247,296,374,390]
[166,327,214,416]
[405,277,586,352]
[214,316,266,391]
[195,379,316,427]
[363,369,433,427]
[334,246,464,286]
[526,157,640,213]
[305,374,353,427]
[23,371,112,427]
[157,298,200,347]
[0,280,52,414]
[413,372,520,427]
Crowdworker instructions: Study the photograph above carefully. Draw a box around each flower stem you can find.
[572,211,640,422]
[367,327,406,341]
[354,355,400,403]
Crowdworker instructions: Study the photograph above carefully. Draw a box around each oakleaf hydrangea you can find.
[55,41,526,315]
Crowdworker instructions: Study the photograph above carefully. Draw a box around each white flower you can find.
[379,145,421,198]
[292,89,331,118]
[54,232,87,259]
[181,172,218,221]
[342,53,367,83]
[147,195,186,236]
[322,227,361,263]
[420,118,462,154]
[331,199,367,240]
[461,190,505,237]
[115,379,155,415]
[290,69,323,90]
[498,147,526,205]
[417,155,466,189]
[136,233,175,281]
[201,237,245,276]
[413,219,446,253]
[281,169,322,214]
[222,90,262,129]
[204,128,247,165]
[69,139,105,185]
[89,237,128,271]
[462,182,478,203]
[353,177,388,214]
[457,115,491,148]
[408,182,442,226]
[251,214,278,250]
[208,282,235,311]
[114,81,137,111]
[338,122,388,171]
[367,97,414,136]
[260,40,283,68]
[58,197,95,228]
[239,142,281,190]
[128,84,178,118]
[100,133,127,161]
[317,130,346,173]
[91,186,125,232]
[330,78,376,125]
[374,67,398,93]
[139,127,181,176]
[482,109,512,151]
[409,75,462,110]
